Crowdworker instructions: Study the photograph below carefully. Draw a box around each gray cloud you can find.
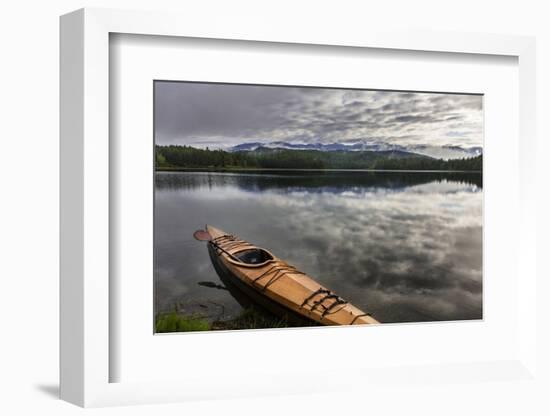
[155,81,483,149]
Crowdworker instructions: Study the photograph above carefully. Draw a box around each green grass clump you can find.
[155,305,304,333]
[155,311,210,333]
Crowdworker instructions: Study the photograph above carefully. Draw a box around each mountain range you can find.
[229,140,482,160]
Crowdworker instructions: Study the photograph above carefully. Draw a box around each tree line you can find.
[155,145,482,171]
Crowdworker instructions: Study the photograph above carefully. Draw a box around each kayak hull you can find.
[204,225,379,326]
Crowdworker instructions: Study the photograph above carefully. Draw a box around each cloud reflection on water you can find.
[155,171,482,324]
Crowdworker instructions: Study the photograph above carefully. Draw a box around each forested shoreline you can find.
[155,145,483,171]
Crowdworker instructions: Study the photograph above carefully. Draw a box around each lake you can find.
[154,170,483,325]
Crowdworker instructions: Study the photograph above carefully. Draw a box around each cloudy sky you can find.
[154,81,483,149]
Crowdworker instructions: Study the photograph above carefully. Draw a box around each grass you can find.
[155,306,297,333]
[155,311,210,333]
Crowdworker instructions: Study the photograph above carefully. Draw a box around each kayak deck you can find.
[205,225,379,326]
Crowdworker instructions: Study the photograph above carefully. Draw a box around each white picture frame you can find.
[60,8,538,408]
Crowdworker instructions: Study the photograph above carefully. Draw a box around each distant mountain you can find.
[230,142,265,151]
[407,144,483,160]
[228,140,482,160]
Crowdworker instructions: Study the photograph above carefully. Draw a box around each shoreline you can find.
[155,167,483,174]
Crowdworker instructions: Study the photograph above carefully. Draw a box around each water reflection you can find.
[156,170,482,192]
[155,171,482,324]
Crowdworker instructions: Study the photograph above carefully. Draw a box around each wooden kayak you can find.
[203,225,379,326]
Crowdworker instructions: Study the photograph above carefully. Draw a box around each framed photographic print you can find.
[60,8,538,408]
[153,81,483,332]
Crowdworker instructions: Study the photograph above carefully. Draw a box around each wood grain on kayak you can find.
[206,225,379,326]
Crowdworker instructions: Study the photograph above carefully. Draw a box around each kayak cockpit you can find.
[202,227,276,268]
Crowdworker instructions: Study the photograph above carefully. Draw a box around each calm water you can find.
[154,171,483,324]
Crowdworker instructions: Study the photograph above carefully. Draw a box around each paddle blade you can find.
[193,229,212,241]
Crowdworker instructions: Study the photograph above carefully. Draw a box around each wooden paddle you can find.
[193,229,243,262]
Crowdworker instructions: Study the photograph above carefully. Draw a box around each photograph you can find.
[153,81,483,333]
